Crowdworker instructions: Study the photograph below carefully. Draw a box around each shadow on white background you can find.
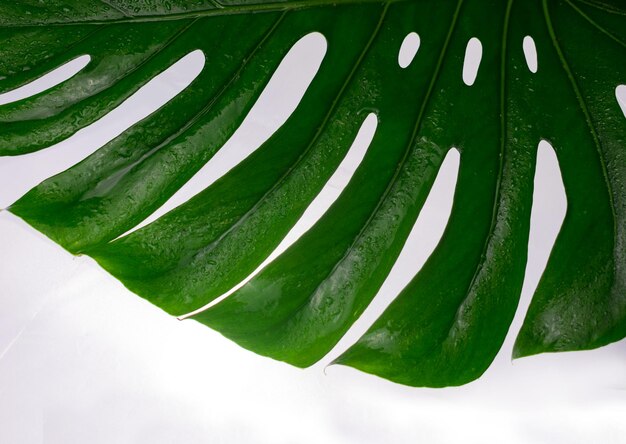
[1,28,625,444]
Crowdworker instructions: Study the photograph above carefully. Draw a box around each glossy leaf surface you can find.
[1,0,625,387]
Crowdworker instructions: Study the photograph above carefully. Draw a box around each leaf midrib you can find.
[2,0,407,28]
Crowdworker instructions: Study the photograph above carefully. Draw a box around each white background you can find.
[1,31,625,444]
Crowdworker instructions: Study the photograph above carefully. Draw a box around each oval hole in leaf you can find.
[462,37,482,86]
[0,50,205,209]
[324,148,460,365]
[122,32,328,236]
[616,85,626,118]
[0,55,91,105]
[523,36,538,74]
[181,112,378,318]
[398,32,420,69]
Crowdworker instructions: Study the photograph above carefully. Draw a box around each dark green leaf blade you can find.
[513,0,626,358]
[9,11,286,248]
[1,20,204,155]
[337,0,626,385]
[87,5,386,315]
[192,0,461,368]
[1,0,625,388]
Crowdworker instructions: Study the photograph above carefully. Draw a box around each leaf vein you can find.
[187,3,390,317]
[106,13,287,240]
[572,0,626,16]
[240,0,466,329]
[443,0,515,347]
[543,0,618,259]
[566,0,626,48]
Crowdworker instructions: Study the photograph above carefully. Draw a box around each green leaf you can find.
[1,0,624,387]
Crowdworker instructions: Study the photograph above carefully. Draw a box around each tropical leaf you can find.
[1,0,624,387]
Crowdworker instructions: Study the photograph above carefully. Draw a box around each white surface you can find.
[0,55,91,106]
[398,32,420,69]
[523,36,538,74]
[462,37,482,86]
[1,31,626,444]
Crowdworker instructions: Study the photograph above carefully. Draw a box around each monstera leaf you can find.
[1,0,625,387]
